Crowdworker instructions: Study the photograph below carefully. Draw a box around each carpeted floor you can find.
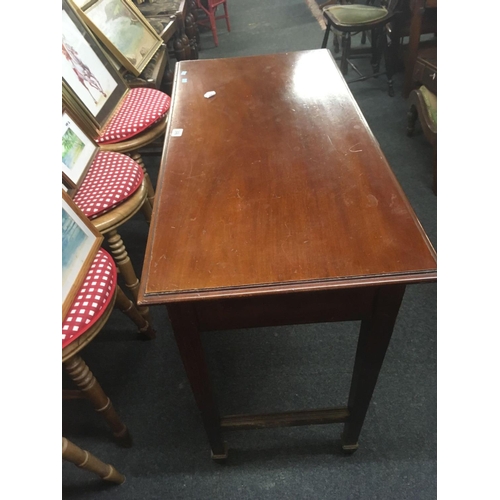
[62,1,437,498]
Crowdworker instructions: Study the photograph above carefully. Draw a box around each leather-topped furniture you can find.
[407,85,437,193]
[321,0,404,96]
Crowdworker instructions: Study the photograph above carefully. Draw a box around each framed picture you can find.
[76,0,162,76]
[71,0,92,7]
[62,106,98,192]
[62,0,127,133]
[62,190,104,320]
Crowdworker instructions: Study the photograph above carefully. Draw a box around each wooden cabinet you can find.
[402,0,437,97]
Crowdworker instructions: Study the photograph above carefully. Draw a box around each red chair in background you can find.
[195,0,230,47]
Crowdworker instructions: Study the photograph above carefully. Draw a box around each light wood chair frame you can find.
[62,437,126,484]
[89,178,153,326]
[63,282,155,446]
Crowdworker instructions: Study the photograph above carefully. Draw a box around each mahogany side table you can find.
[138,49,437,460]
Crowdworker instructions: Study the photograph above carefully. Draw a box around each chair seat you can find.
[73,151,144,219]
[419,85,437,125]
[62,249,117,349]
[324,5,388,27]
[97,87,171,145]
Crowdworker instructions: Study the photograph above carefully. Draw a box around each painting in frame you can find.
[62,190,104,320]
[75,0,162,76]
[62,106,98,192]
[62,0,127,133]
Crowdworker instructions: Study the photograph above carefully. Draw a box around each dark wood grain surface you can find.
[139,49,436,304]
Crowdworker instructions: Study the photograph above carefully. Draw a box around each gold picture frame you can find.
[62,105,99,193]
[74,0,162,77]
[62,0,128,136]
[62,190,104,321]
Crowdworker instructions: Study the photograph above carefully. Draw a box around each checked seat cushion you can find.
[73,151,143,219]
[62,249,117,349]
[97,87,171,145]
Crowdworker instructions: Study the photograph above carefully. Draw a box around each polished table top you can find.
[139,49,436,305]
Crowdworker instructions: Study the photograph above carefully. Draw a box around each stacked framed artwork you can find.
[62,106,99,195]
[61,0,168,322]
[71,0,162,76]
[62,191,103,320]
[62,0,129,138]
[62,0,171,152]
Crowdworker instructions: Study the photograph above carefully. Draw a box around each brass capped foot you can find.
[340,433,358,455]
[211,442,228,462]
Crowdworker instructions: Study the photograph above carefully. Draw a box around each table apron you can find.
[191,286,379,332]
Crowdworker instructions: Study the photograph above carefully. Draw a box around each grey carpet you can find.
[62,1,437,498]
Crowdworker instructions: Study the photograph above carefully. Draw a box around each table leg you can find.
[403,0,425,98]
[341,284,406,453]
[167,303,228,460]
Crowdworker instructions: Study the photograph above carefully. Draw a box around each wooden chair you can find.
[195,0,231,47]
[62,0,172,209]
[71,150,155,325]
[62,437,125,484]
[63,248,155,447]
[407,85,437,194]
[92,90,171,208]
[319,1,376,51]
[321,0,404,96]
[64,85,170,210]
[97,114,170,207]
[120,43,173,95]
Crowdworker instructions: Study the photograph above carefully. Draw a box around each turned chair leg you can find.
[115,285,156,340]
[129,152,155,208]
[141,197,152,224]
[370,28,379,72]
[333,31,340,54]
[105,229,153,327]
[407,105,418,136]
[63,355,132,447]
[62,437,126,484]
[340,32,351,75]
[210,12,219,46]
[321,22,331,48]
[379,29,394,97]
[223,2,231,31]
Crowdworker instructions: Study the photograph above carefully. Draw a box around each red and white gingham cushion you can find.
[73,151,143,219]
[62,249,117,349]
[97,87,171,144]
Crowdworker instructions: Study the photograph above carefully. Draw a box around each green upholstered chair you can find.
[407,85,437,194]
[321,0,403,96]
